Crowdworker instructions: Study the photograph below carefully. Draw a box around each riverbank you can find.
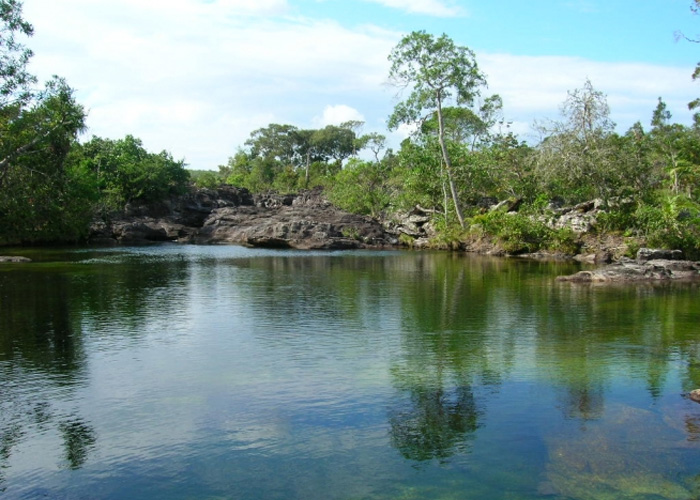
[83,187,630,259]
[2,186,692,273]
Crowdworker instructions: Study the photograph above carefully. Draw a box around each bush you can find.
[469,210,578,254]
[633,198,700,259]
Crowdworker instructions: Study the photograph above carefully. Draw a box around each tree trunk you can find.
[436,96,465,228]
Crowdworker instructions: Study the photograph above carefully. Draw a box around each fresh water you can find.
[1,245,700,499]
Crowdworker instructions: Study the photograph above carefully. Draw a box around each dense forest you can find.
[1,0,699,257]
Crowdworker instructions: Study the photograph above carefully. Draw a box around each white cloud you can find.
[18,0,698,169]
[479,53,697,137]
[364,0,465,17]
[314,105,366,127]
[22,0,398,169]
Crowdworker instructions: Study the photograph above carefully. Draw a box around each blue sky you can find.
[21,0,700,169]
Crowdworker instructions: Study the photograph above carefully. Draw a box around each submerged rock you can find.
[545,404,698,500]
[689,390,700,403]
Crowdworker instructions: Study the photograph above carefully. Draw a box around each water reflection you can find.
[0,247,699,499]
[60,418,97,470]
[0,249,191,490]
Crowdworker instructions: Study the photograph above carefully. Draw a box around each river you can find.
[1,245,700,499]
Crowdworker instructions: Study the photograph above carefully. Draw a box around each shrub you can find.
[469,210,578,254]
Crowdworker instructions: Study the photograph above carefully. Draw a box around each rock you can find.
[543,198,604,234]
[0,256,31,263]
[573,253,597,264]
[196,203,393,249]
[489,197,522,213]
[637,248,684,262]
[89,187,397,249]
[689,390,700,403]
[557,259,700,283]
[385,205,437,241]
[573,251,613,264]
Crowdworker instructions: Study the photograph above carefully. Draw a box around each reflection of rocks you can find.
[90,187,397,249]
[0,256,31,263]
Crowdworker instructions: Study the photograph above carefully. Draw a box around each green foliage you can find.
[190,170,221,189]
[0,0,35,106]
[223,122,365,192]
[533,79,619,204]
[387,31,485,129]
[632,196,700,259]
[72,135,189,211]
[327,158,392,217]
[469,210,577,254]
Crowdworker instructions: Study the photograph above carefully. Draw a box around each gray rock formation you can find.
[89,187,397,249]
[636,248,684,262]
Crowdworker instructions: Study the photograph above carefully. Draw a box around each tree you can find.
[0,0,35,107]
[679,0,700,112]
[388,31,486,228]
[72,135,189,210]
[534,79,618,202]
[245,123,300,166]
[648,97,700,195]
[359,132,387,163]
[0,1,90,243]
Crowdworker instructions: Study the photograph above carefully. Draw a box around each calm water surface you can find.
[1,245,700,499]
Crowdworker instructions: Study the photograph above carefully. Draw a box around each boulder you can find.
[636,248,684,262]
[557,259,700,283]
[196,204,394,249]
[386,205,437,240]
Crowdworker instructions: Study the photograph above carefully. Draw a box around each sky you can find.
[19,0,700,170]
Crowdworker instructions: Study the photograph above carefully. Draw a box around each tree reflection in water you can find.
[60,418,97,470]
[386,255,500,462]
[388,384,479,461]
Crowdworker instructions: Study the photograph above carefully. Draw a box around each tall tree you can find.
[0,1,90,243]
[387,31,486,228]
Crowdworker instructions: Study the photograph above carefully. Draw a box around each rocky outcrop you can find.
[636,248,684,262]
[89,187,397,249]
[383,205,438,248]
[557,248,700,283]
[547,199,603,234]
